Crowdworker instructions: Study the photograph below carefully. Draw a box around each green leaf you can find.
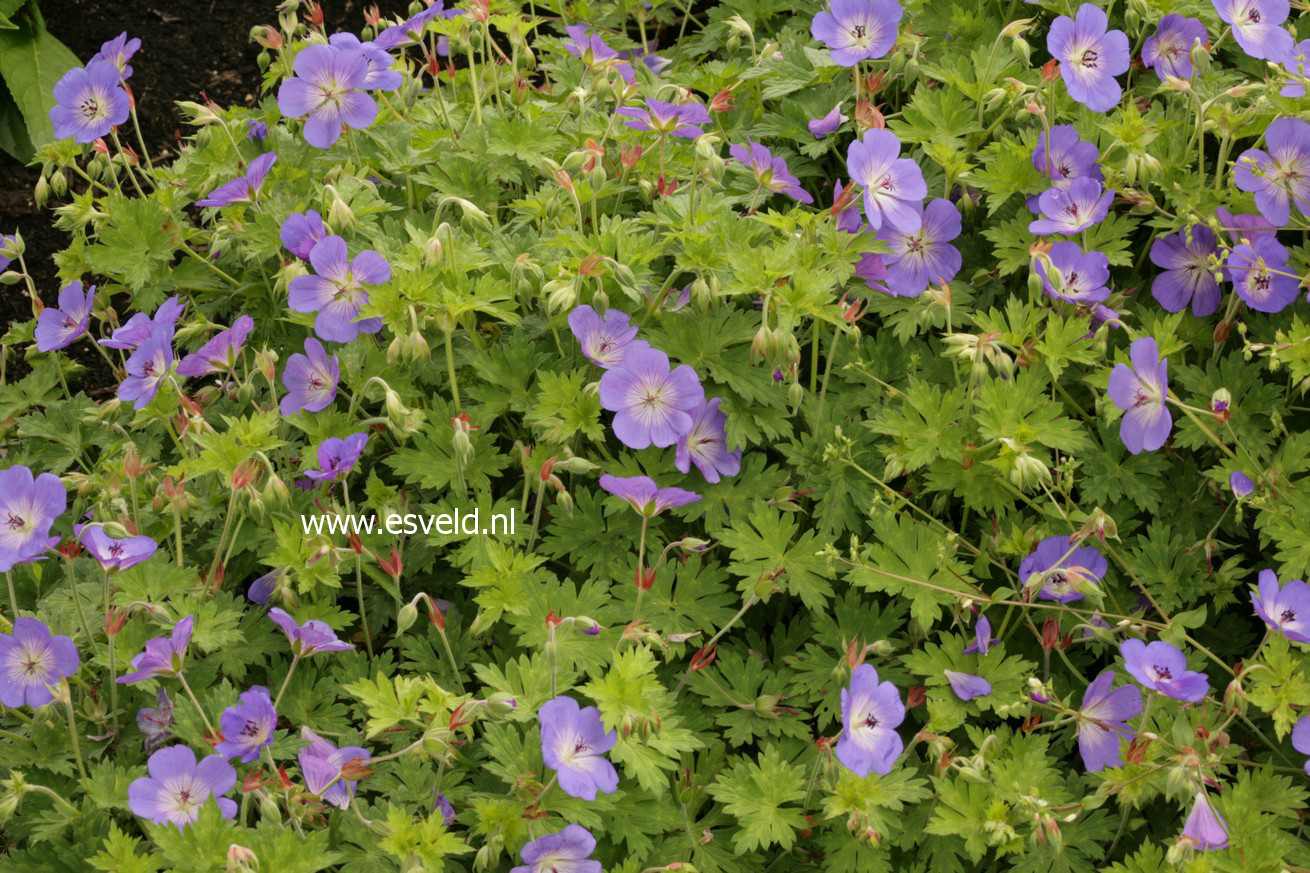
[850,514,976,628]
[707,745,807,854]
[379,804,471,871]
[0,9,79,150]
[83,196,180,296]
[88,823,163,873]
[719,501,833,609]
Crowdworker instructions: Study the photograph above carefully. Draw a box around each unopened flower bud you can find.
[326,187,355,230]
[396,601,419,637]
[543,278,577,314]
[554,456,598,475]
[256,348,278,383]
[1189,38,1210,76]
[227,844,259,872]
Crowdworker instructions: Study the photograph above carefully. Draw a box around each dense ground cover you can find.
[1,0,1309,870]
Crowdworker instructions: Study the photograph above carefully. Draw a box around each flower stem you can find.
[103,570,118,739]
[28,784,80,816]
[178,241,240,286]
[6,570,17,618]
[444,328,461,410]
[342,480,375,660]
[434,621,465,692]
[527,477,547,552]
[109,130,146,197]
[465,39,484,125]
[672,592,758,696]
[62,693,89,784]
[177,671,216,736]
[273,653,300,710]
[632,516,650,622]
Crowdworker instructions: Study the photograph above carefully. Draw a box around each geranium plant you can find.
[0,0,1309,870]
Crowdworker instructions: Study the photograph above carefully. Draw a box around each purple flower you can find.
[855,251,890,288]
[944,670,991,701]
[1107,337,1172,455]
[1029,178,1114,235]
[1293,715,1310,774]
[1230,471,1255,497]
[0,618,78,708]
[95,32,141,79]
[567,305,647,369]
[268,607,354,657]
[117,323,174,411]
[617,99,710,139]
[288,235,388,343]
[1149,226,1220,316]
[963,615,996,655]
[328,33,404,91]
[808,103,846,139]
[214,686,277,762]
[1075,670,1141,771]
[1032,125,1103,187]
[118,615,194,683]
[1217,207,1278,251]
[246,119,268,142]
[306,433,369,482]
[1228,237,1298,313]
[1035,242,1110,305]
[100,296,183,351]
[1280,40,1310,97]
[137,688,175,754]
[177,316,254,377]
[598,474,700,517]
[1213,0,1294,62]
[730,141,813,204]
[373,3,449,50]
[876,198,961,296]
[49,59,130,143]
[1048,5,1130,112]
[247,568,284,605]
[809,0,903,66]
[0,233,15,271]
[435,793,456,825]
[836,664,904,777]
[196,152,277,208]
[1120,639,1209,702]
[1142,15,1207,80]
[1250,569,1310,643]
[619,41,671,76]
[280,338,340,415]
[1020,535,1107,603]
[299,728,371,808]
[0,465,66,573]
[564,25,635,84]
[1182,791,1229,850]
[281,210,328,260]
[76,524,158,573]
[675,398,742,484]
[538,695,618,801]
[1234,118,1310,227]
[847,129,927,232]
[35,280,95,352]
[277,45,378,149]
[511,824,602,873]
[598,346,704,448]
[129,746,237,828]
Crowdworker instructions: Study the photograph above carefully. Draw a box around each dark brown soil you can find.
[0,0,410,352]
